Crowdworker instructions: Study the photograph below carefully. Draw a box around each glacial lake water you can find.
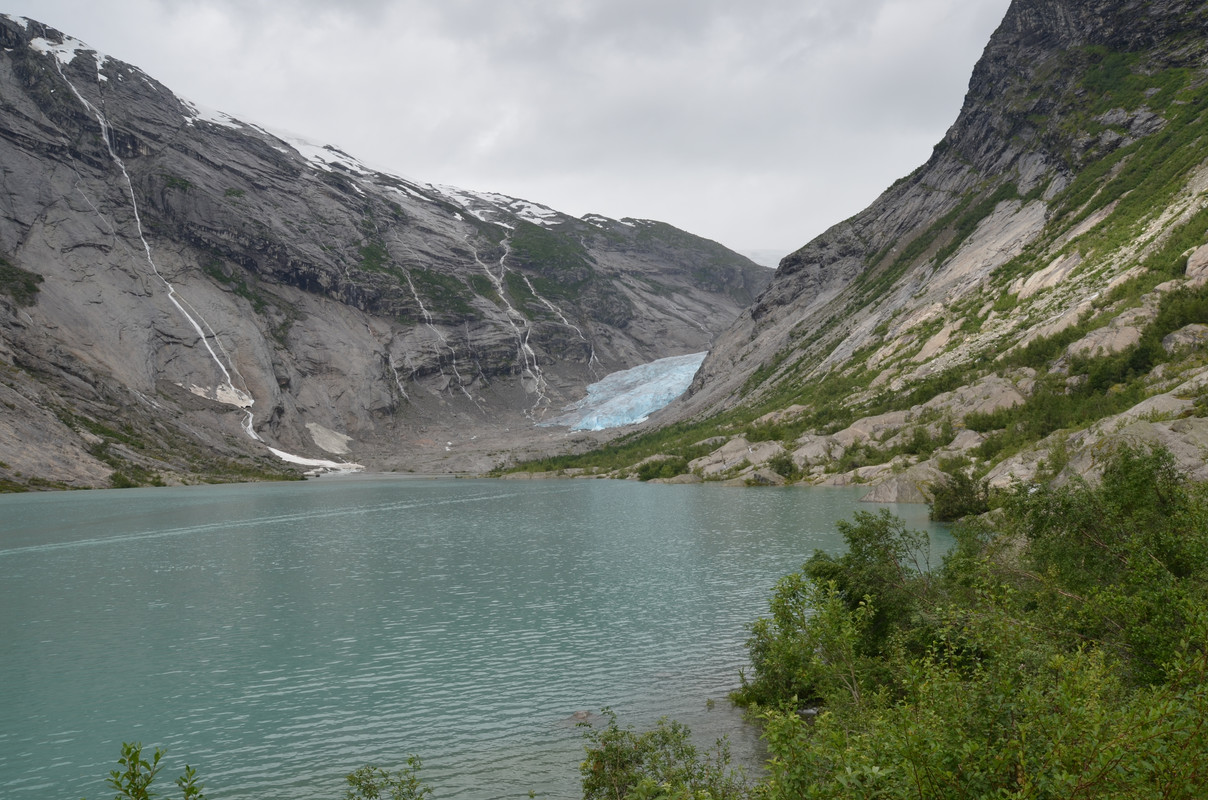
[0,477,950,799]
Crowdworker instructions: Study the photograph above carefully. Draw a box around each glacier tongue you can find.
[545,352,707,431]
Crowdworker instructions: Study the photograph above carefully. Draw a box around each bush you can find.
[745,445,1208,799]
[86,743,205,800]
[766,452,799,480]
[734,510,933,707]
[580,710,748,800]
[637,457,689,481]
[344,758,430,800]
[1006,445,1208,685]
[88,743,432,800]
[928,465,989,521]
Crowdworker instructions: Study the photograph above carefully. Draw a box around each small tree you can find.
[928,462,989,521]
[93,742,204,800]
[344,757,431,800]
[581,710,747,800]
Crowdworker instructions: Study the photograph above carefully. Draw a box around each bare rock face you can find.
[644,0,1208,497]
[859,463,944,505]
[0,15,770,488]
[1162,324,1208,354]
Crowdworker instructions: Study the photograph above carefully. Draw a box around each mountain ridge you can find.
[0,13,769,489]
[513,0,1208,495]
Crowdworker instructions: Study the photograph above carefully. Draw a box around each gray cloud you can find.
[7,0,1012,253]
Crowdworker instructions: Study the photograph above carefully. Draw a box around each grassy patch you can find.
[509,220,594,276]
[409,269,474,316]
[358,240,390,273]
[162,174,192,191]
[503,271,537,319]
[1053,75,1208,242]
[0,257,43,306]
[202,258,269,314]
[468,273,504,307]
[636,457,689,481]
[970,283,1208,459]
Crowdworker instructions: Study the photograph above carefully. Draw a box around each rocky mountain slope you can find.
[531,0,1208,496]
[0,14,770,489]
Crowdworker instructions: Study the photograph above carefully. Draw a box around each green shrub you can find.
[734,510,933,708]
[580,709,748,800]
[85,742,205,800]
[767,451,799,480]
[344,758,430,800]
[747,445,1208,799]
[162,174,192,191]
[637,457,689,481]
[928,465,990,522]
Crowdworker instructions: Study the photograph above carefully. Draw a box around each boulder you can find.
[860,462,945,504]
[1186,243,1208,286]
[690,437,786,478]
[1162,324,1208,354]
[923,374,1028,417]
[1066,307,1152,358]
[652,472,703,485]
[745,469,787,486]
[793,434,841,465]
[831,410,909,449]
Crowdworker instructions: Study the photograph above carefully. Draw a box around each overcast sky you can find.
[7,0,1012,262]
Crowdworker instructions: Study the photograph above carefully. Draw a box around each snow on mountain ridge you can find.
[17,16,659,254]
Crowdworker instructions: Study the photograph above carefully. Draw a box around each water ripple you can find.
[0,479,948,799]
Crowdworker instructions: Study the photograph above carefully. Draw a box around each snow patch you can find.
[481,193,561,226]
[30,34,96,66]
[179,96,241,130]
[266,447,364,474]
[431,186,564,227]
[291,140,370,174]
[266,129,421,184]
[432,185,493,222]
[4,14,30,29]
[187,383,255,408]
[384,183,435,204]
[545,352,706,431]
[582,213,615,228]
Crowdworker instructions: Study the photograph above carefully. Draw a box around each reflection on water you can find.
[0,478,948,799]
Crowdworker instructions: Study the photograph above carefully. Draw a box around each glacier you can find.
[544,352,707,431]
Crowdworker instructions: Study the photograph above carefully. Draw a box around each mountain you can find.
[545,0,1208,495]
[0,14,770,489]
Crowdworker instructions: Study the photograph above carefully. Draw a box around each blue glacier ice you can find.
[544,352,707,431]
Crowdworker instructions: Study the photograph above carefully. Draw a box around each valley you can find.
[0,13,768,488]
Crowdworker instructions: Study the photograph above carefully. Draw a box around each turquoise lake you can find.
[0,477,949,799]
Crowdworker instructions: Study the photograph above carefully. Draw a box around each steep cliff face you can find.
[634,0,1208,492]
[0,15,770,488]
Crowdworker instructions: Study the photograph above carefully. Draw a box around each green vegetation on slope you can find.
[509,220,595,279]
[0,256,43,306]
[724,446,1208,799]
[968,283,1208,461]
[501,47,1208,484]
